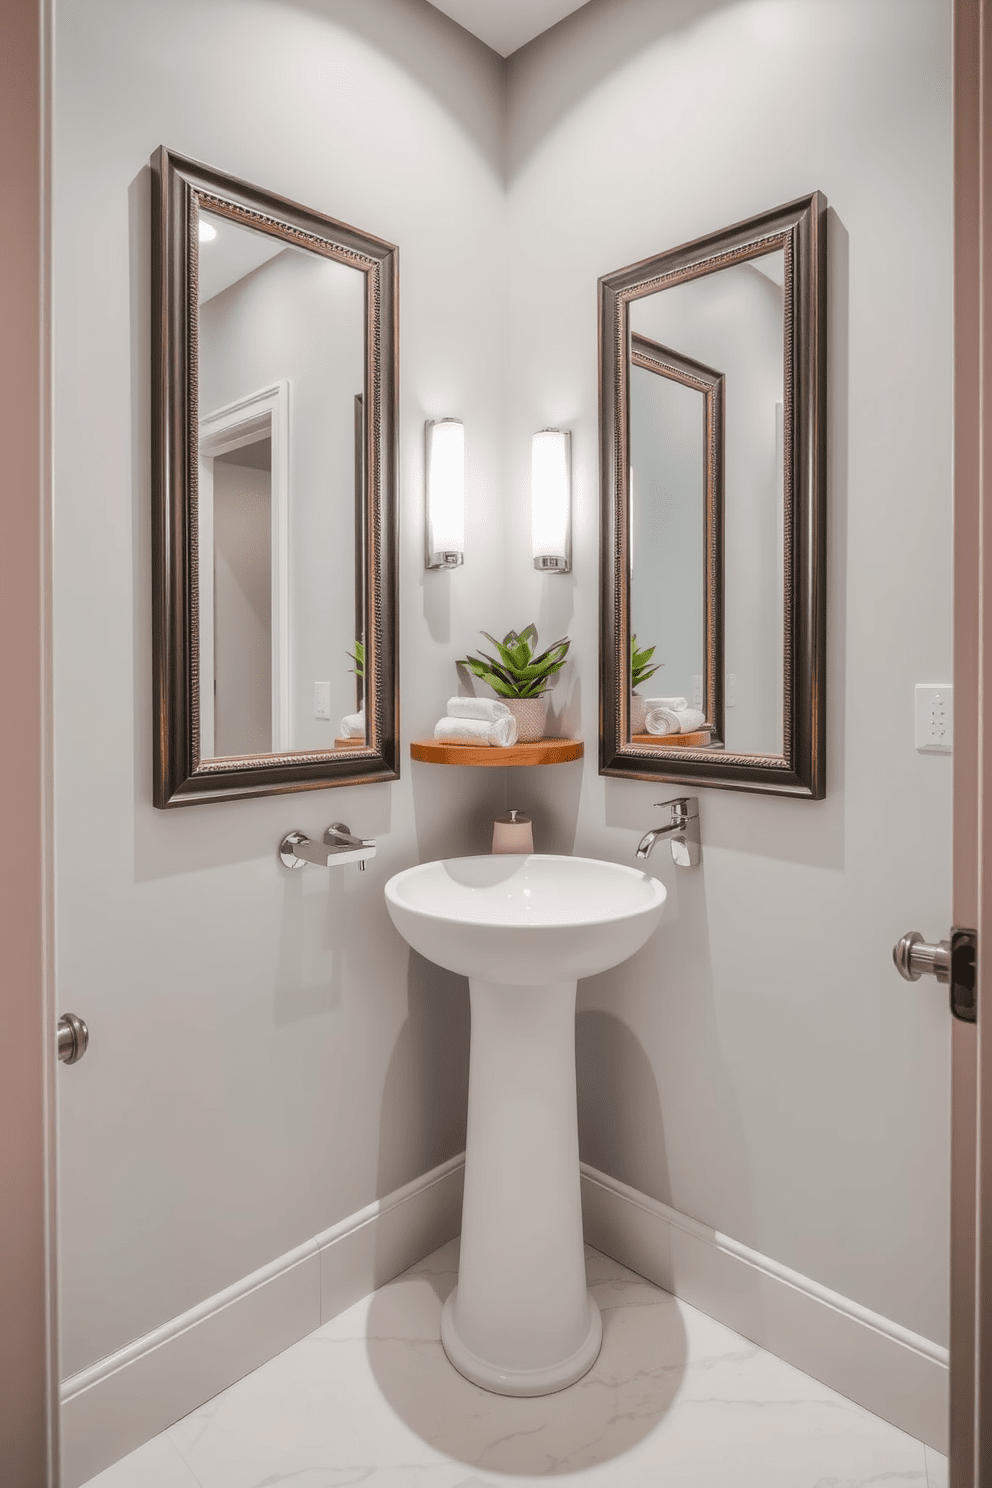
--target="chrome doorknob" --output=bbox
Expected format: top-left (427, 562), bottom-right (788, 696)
top-left (893, 931), bottom-right (950, 985)
top-left (57, 1012), bottom-right (89, 1065)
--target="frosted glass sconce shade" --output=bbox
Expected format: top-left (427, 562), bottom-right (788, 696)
top-left (426, 418), bottom-right (465, 569)
top-left (532, 429), bottom-right (571, 572)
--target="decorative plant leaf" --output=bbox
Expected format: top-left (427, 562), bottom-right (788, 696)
top-left (631, 635), bottom-right (661, 689)
top-left (457, 626), bottom-right (571, 699)
top-left (347, 640), bottom-right (366, 680)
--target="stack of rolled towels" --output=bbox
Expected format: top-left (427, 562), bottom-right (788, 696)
top-left (339, 708), bottom-right (365, 738)
top-left (643, 696), bottom-right (708, 737)
top-left (434, 696), bottom-right (517, 747)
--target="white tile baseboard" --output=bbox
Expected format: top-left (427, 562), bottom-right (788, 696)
top-left (580, 1162), bottom-right (949, 1454)
top-left (61, 1154), bottom-right (465, 1488)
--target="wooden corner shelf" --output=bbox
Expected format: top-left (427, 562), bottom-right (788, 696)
top-left (410, 738), bottom-right (584, 768)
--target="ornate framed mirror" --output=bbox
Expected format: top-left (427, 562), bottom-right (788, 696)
top-left (599, 193), bottom-right (827, 798)
top-left (151, 148), bottom-right (398, 806)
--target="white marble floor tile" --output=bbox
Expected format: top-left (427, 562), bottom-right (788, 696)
top-left (140, 1239), bottom-right (931, 1488)
top-left (80, 1432), bottom-right (202, 1488)
top-left (925, 1444), bottom-right (949, 1488)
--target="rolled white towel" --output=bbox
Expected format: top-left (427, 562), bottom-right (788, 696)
top-left (644, 696), bottom-right (688, 711)
top-left (445, 696), bottom-right (512, 723)
top-left (339, 710), bottom-right (365, 739)
top-left (645, 706), bottom-right (707, 736)
top-left (434, 715), bottom-right (517, 748)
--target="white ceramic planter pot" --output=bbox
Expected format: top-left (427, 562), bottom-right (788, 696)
top-left (504, 696), bottom-right (547, 743)
top-left (630, 692), bottom-right (647, 735)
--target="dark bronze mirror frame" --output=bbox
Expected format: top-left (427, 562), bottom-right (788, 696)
top-left (151, 147), bottom-right (399, 806)
top-left (599, 192), bottom-right (827, 798)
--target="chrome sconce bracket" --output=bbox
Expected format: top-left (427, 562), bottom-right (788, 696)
top-left (427, 550), bottom-right (463, 570)
top-left (279, 822), bottom-right (376, 871)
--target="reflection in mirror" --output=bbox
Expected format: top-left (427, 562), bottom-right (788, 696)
top-left (599, 193), bottom-right (826, 798)
top-left (628, 334), bottom-right (723, 750)
top-left (629, 252), bottom-right (783, 757)
top-left (196, 208), bottom-right (366, 759)
top-left (152, 149), bottom-right (398, 806)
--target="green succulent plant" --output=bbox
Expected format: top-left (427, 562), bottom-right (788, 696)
top-left (347, 640), bottom-right (365, 680)
top-left (631, 635), bottom-right (661, 690)
top-left (458, 625), bottom-right (570, 699)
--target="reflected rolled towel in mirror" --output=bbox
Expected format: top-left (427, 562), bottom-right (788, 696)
top-left (445, 696), bottom-right (513, 724)
top-left (644, 702), bottom-right (707, 736)
top-left (434, 714), bottom-right (517, 747)
top-left (339, 709), bottom-right (365, 739)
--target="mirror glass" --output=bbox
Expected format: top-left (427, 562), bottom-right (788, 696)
top-left (197, 208), bottom-right (366, 758)
top-left (628, 247), bottom-right (784, 756)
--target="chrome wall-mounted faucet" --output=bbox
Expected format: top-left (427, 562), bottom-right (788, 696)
top-left (636, 798), bottom-right (700, 868)
top-left (279, 822), bottom-right (376, 871)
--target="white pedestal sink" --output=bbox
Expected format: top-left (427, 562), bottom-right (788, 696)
top-left (384, 854), bottom-right (666, 1396)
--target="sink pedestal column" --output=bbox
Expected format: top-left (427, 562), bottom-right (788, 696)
top-left (441, 978), bottom-right (602, 1396)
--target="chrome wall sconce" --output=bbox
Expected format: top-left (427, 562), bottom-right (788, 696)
top-left (425, 418), bottom-right (465, 569)
top-left (532, 428), bottom-right (571, 573)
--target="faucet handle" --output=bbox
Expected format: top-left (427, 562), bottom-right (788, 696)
top-left (652, 797), bottom-right (698, 824)
top-left (325, 822), bottom-right (376, 849)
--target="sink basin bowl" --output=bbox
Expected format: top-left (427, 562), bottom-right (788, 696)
top-left (384, 854), bottom-right (667, 1398)
top-left (384, 853), bottom-right (666, 984)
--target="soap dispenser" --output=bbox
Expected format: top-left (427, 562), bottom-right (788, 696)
top-left (492, 809), bottom-right (534, 854)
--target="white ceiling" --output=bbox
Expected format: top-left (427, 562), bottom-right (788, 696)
top-left (425, 0), bottom-right (590, 57)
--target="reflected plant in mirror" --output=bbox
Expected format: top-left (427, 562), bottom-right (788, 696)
top-left (151, 149), bottom-right (398, 805)
top-left (629, 635), bottom-right (661, 736)
top-left (600, 193), bottom-right (826, 797)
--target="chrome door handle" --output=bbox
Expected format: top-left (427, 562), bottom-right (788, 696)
top-left (893, 928), bottom-right (978, 1022)
top-left (57, 1013), bottom-right (89, 1065)
top-left (893, 931), bottom-right (950, 984)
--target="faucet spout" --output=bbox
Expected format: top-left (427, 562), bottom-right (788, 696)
top-left (635, 827), bottom-right (666, 860)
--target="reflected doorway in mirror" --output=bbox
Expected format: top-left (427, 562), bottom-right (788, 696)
top-left (198, 382), bottom-right (289, 759)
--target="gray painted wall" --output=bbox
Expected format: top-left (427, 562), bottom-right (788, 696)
top-left (504, 0), bottom-right (952, 1344)
top-left (54, 0), bottom-right (953, 1382)
top-left (54, 0), bottom-right (507, 1376)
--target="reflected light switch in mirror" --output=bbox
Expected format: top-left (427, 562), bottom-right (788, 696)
top-left (314, 682), bottom-right (331, 721)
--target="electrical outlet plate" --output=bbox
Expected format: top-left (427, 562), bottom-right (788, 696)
top-left (915, 683), bottom-right (953, 754)
top-left (314, 681), bottom-right (331, 721)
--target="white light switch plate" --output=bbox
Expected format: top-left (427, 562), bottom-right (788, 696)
top-left (314, 681), bottom-right (331, 720)
top-left (726, 672), bottom-right (737, 707)
top-left (691, 675), bottom-right (703, 708)
top-left (915, 683), bottom-right (953, 753)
